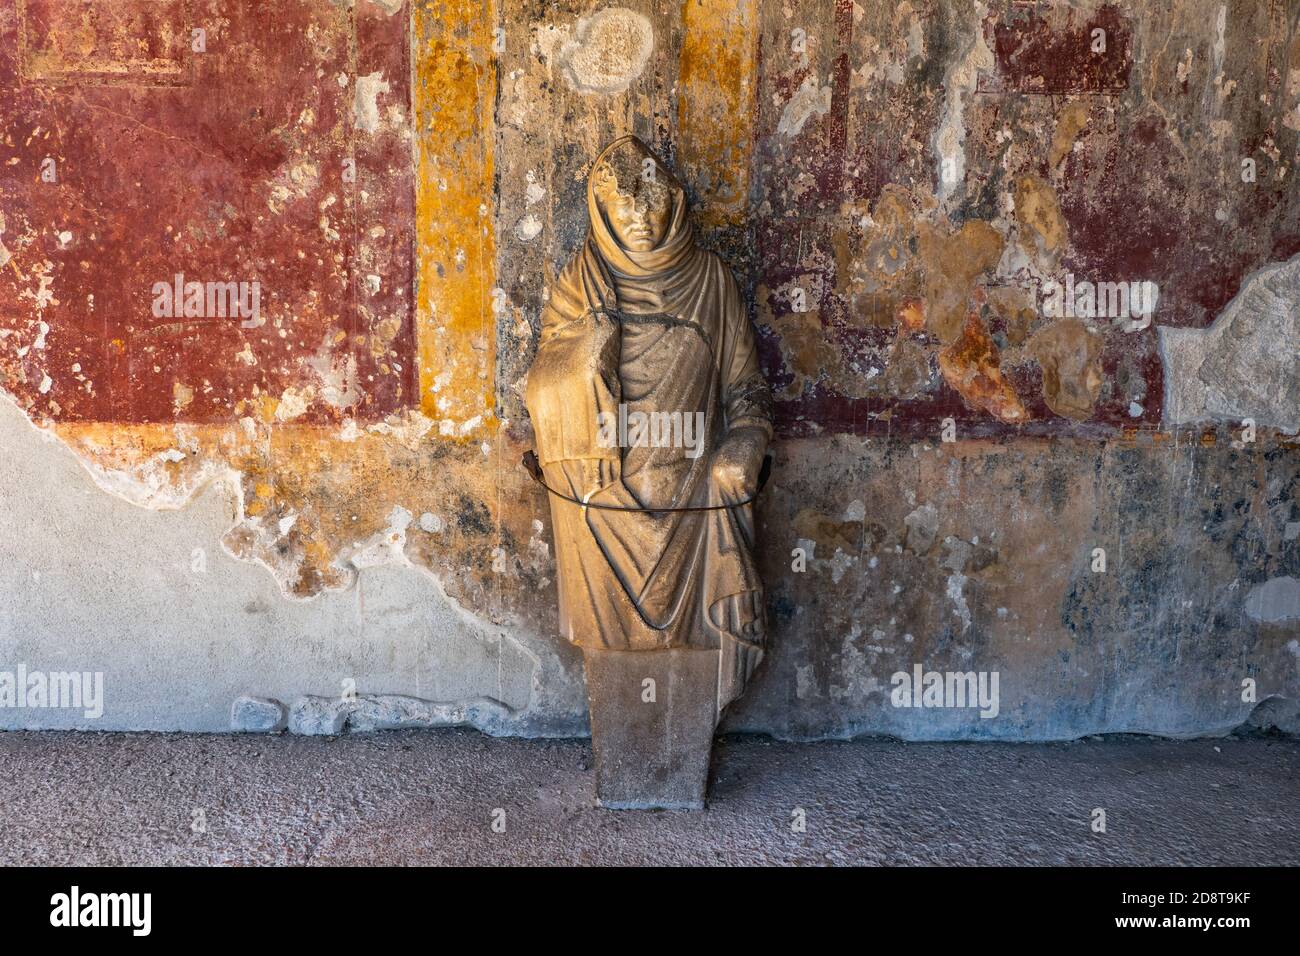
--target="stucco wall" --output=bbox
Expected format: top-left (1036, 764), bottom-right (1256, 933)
top-left (0, 0), bottom-right (1296, 737)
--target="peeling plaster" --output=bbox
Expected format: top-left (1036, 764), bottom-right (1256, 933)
top-left (1245, 577), bottom-right (1300, 625)
top-left (932, 1), bottom-right (992, 206)
top-left (354, 71), bottom-right (392, 134)
top-left (778, 75), bottom-right (833, 138)
top-left (0, 392), bottom-right (584, 735)
top-left (556, 8), bottom-right (654, 95)
top-left (289, 694), bottom-right (515, 735)
top-left (1159, 254), bottom-right (1300, 431)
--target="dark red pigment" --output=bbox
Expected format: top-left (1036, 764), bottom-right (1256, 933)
top-left (0, 0), bottom-right (415, 423)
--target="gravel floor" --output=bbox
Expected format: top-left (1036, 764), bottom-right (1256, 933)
top-left (0, 730), bottom-right (1295, 866)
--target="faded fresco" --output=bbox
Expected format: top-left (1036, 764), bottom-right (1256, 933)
top-left (0, 0), bottom-right (1296, 738)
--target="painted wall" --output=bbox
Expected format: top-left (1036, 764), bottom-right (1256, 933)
top-left (0, 0), bottom-right (1296, 738)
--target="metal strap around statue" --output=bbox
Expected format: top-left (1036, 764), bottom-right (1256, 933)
top-left (522, 450), bottom-right (771, 514)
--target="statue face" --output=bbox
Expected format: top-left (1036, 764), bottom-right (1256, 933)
top-left (593, 159), bottom-right (673, 252)
top-left (597, 182), bottom-right (671, 251)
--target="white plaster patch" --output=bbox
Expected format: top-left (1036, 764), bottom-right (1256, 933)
top-left (795, 663), bottom-right (820, 700)
top-left (828, 628), bottom-right (883, 702)
top-left (354, 71), bottom-right (391, 134)
top-left (1158, 253), bottom-right (1300, 430)
top-left (274, 386), bottom-right (314, 422)
top-left (904, 503), bottom-right (939, 554)
top-left (366, 411), bottom-right (434, 449)
top-left (527, 518), bottom-right (551, 567)
top-left (266, 161), bottom-right (321, 216)
top-left (777, 75), bottom-right (833, 138)
top-left (931, 1), bottom-right (992, 205)
top-left (307, 336), bottom-right (360, 411)
top-left (0, 391), bottom-right (576, 732)
top-left (946, 572), bottom-right (971, 633)
top-left (20, 267), bottom-right (59, 313)
top-left (525, 171), bottom-right (546, 206)
top-left (556, 8), bottom-right (654, 95)
top-left (829, 548), bottom-right (854, 584)
top-left (348, 505), bottom-right (414, 570)
top-left (429, 370), bottom-right (452, 394)
top-left (440, 414), bottom-right (483, 438)
top-left (1211, 5), bottom-right (1226, 78)
top-left (1245, 576), bottom-right (1300, 624)
top-left (514, 213), bottom-right (543, 242)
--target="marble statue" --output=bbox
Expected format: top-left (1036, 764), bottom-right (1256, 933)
top-left (525, 135), bottom-right (773, 808)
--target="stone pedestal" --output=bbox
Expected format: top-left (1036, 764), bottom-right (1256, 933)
top-left (583, 647), bottom-right (720, 810)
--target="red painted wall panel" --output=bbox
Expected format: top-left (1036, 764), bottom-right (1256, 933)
top-left (0, 0), bottom-right (415, 422)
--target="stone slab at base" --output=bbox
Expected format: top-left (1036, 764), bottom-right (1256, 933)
top-left (583, 647), bottom-right (720, 810)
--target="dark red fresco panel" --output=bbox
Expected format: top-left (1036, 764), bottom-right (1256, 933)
top-left (0, 0), bottom-right (416, 422)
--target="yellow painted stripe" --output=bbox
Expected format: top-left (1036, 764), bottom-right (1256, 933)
top-left (413, 0), bottom-right (498, 434)
top-left (678, 0), bottom-right (758, 229)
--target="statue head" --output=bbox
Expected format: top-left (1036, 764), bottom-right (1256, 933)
top-left (591, 138), bottom-right (676, 253)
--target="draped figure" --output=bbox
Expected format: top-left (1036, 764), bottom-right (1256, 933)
top-left (525, 136), bottom-right (773, 710)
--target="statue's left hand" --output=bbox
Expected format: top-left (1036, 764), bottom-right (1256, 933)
top-left (710, 426), bottom-right (768, 503)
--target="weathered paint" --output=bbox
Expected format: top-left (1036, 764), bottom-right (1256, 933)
top-left (678, 0), bottom-right (758, 228)
top-left (0, 0), bottom-right (1295, 740)
top-left (413, 0), bottom-right (498, 436)
top-left (749, 0), bottom-right (1299, 438)
top-left (0, 0), bottom-right (416, 424)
